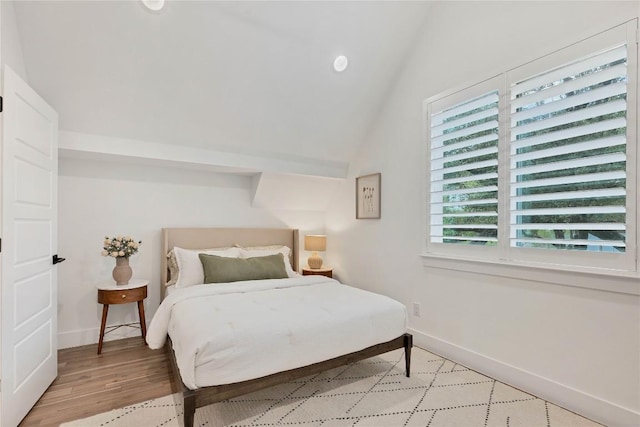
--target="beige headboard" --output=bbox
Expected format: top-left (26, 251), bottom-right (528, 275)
top-left (161, 227), bottom-right (299, 299)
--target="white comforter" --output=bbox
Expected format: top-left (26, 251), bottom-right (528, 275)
top-left (146, 276), bottom-right (407, 389)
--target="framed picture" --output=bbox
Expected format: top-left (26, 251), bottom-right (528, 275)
top-left (356, 173), bottom-right (381, 219)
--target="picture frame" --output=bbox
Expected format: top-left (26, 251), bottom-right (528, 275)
top-left (356, 173), bottom-right (381, 219)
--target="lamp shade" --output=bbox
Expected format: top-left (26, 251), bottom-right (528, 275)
top-left (304, 235), bottom-right (326, 252)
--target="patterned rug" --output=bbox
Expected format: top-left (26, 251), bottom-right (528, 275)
top-left (61, 347), bottom-right (601, 427)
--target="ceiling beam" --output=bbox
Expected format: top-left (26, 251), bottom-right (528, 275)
top-left (58, 131), bottom-right (348, 179)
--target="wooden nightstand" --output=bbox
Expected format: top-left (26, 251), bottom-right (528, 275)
top-left (302, 266), bottom-right (333, 278)
top-left (97, 279), bottom-right (148, 354)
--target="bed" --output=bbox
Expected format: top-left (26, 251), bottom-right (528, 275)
top-left (147, 227), bottom-right (412, 427)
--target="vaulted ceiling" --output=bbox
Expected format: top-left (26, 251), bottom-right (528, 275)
top-left (13, 1), bottom-right (431, 166)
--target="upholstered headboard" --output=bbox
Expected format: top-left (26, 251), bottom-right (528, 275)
top-left (161, 227), bottom-right (299, 299)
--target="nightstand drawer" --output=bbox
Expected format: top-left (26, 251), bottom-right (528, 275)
top-left (302, 267), bottom-right (333, 278)
top-left (98, 286), bottom-right (147, 304)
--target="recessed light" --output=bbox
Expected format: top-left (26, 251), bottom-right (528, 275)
top-left (333, 55), bottom-right (348, 72)
top-left (141, 0), bottom-right (165, 12)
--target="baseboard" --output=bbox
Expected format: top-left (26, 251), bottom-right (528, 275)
top-left (58, 325), bottom-right (143, 349)
top-left (408, 328), bottom-right (639, 427)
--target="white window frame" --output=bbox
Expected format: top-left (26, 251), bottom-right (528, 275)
top-left (425, 75), bottom-right (504, 262)
top-left (423, 20), bottom-right (639, 290)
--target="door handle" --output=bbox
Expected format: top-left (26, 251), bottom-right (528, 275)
top-left (52, 254), bottom-right (66, 265)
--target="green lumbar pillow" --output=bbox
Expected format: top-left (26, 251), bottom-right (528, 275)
top-left (199, 253), bottom-right (288, 284)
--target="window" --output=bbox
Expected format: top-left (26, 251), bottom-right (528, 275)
top-left (425, 22), bottom-right (638, 273)
top-left (510, 45), bottom-right (628, 254)
top-left (429, 89), bottom-right (499, 246)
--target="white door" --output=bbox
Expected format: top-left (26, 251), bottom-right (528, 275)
top-left (1, 65), bottom-right (59, 427)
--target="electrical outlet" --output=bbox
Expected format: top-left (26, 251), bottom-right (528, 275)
top-left (413, 302), bottom-right (421, 317)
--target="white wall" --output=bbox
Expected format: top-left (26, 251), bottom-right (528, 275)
top-left (58, 157), bottom-right (325, 349)
top-left (325, 2), bottom-right (640, 426)
top-left (1, 1), bottom-right (28, 81)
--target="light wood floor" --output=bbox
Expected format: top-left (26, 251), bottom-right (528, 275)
top-left (20, 337), bottom-right (175, 427)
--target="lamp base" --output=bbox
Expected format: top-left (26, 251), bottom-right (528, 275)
top-left (307, 252), bottom-right (323, 269)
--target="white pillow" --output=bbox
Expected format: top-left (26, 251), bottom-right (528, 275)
top-left (172, 246), bottom-right (241, 288)
top-left (239, 246), bottom-right (296, 278)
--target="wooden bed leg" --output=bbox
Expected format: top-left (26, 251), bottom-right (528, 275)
top-left (183, 391), bottom-right (196, 427)
top-left (404, 333), bottom-right (413, 377)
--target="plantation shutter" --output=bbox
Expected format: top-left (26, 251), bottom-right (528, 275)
top-left (430, 90), bottom-right (500, 245)
top-left (509, 44), bottom-right (628, 252)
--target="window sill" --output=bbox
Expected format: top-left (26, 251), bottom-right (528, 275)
top-left (420, 253), bottom-right (639, 296)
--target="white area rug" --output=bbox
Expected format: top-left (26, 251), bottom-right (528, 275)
top-left (62, 347), bottom-right (601, 427)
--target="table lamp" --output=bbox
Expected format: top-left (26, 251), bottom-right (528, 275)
top-left (304, 235), bottom-right (326, 269)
